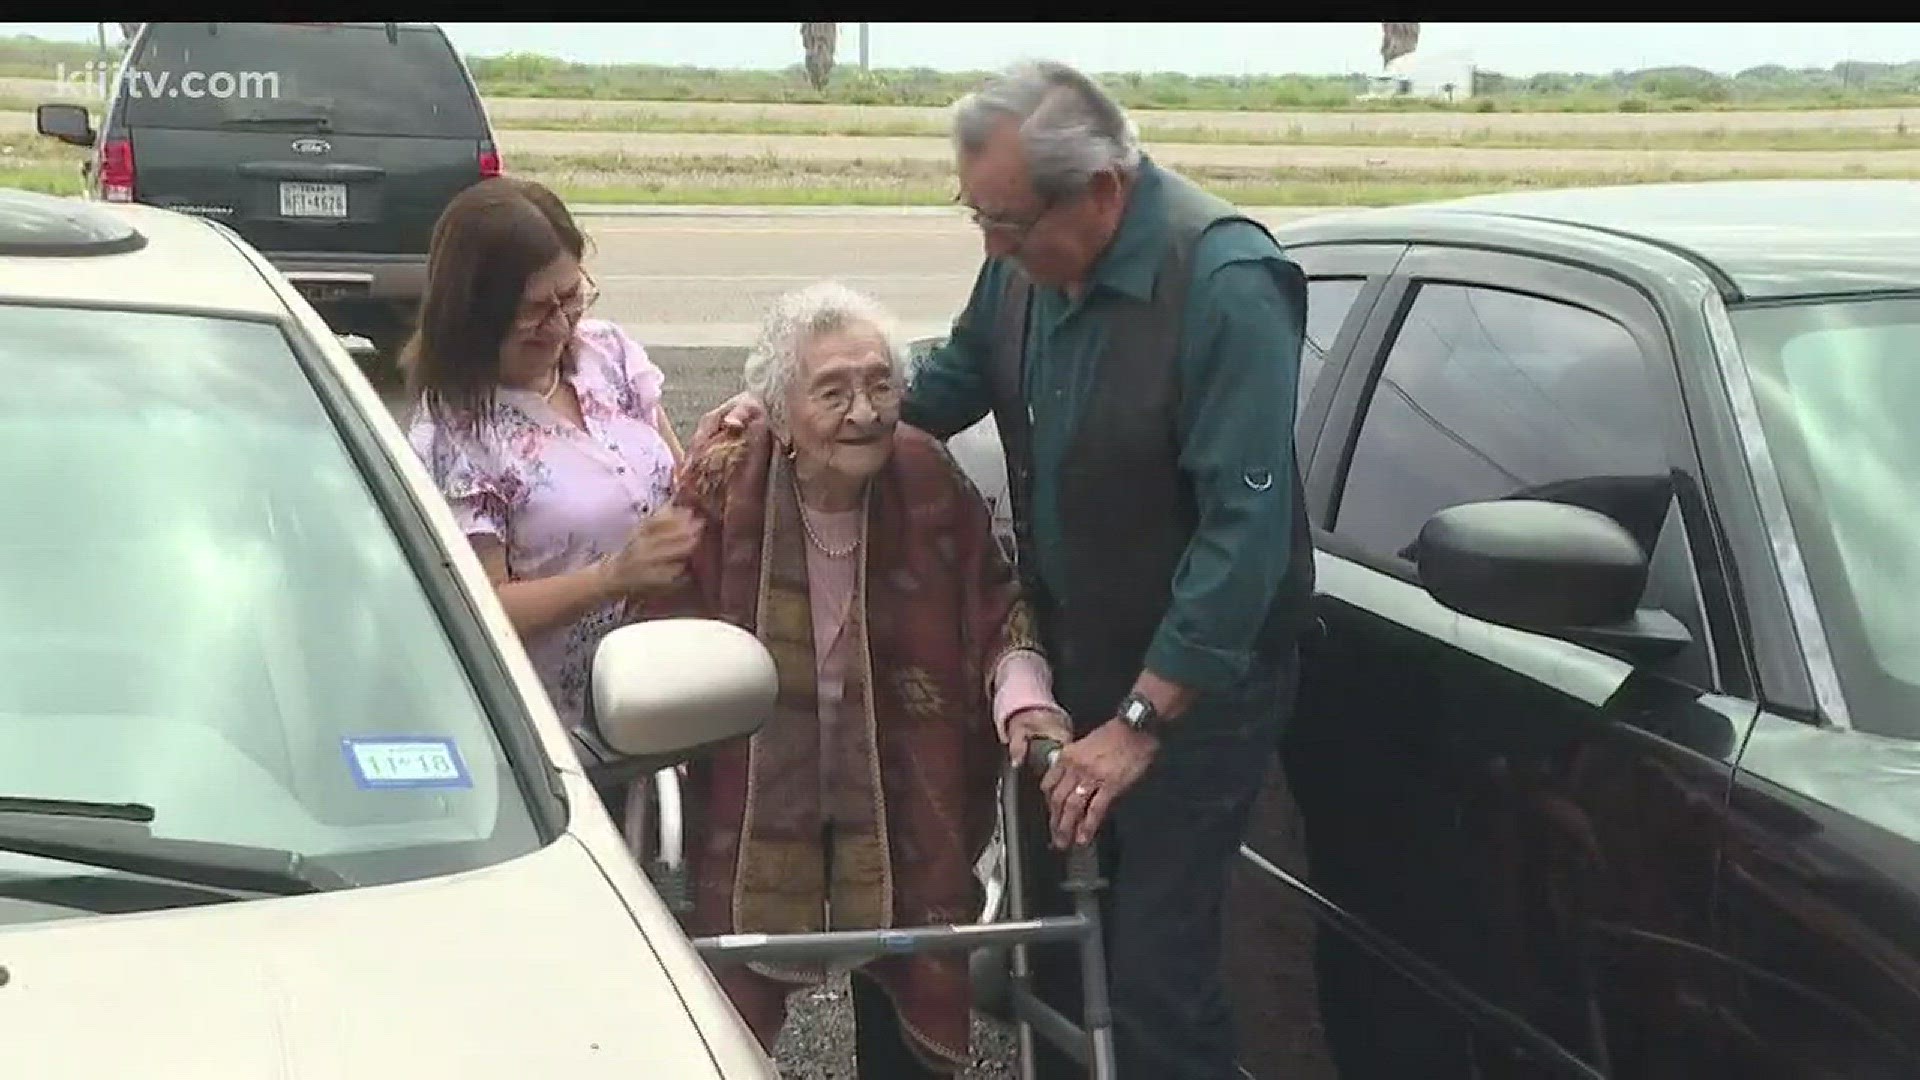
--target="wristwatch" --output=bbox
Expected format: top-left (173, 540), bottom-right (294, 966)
top-left (1117, 690), bottom-right (1162, 736)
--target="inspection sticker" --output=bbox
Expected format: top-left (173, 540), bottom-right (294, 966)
top-left (342, 736), bottom-right (471, 790)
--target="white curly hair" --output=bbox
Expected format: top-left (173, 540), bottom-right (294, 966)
top-left (742, 280), bottom-right (905, 426)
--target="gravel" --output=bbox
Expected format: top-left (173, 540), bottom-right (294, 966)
top-left (771, 975), bottom-right (1017, 1079)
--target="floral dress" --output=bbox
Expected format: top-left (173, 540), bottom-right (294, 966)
top-left (406, 318), bottom-right (679, 731)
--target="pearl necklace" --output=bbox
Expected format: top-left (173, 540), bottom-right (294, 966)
top-left (799, 503), bottom-right (860, 559)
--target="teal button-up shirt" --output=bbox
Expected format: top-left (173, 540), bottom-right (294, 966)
top-left (904, 160), bottom-right (1307, 693)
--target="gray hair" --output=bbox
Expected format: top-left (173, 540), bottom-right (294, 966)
top-left (951, 59), bottom-right (1142, 204)
top-left (743, 281), bottom-right (905, 425)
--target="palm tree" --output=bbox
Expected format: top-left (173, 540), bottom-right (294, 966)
top-left (800, 23), bottom-right (837, 91)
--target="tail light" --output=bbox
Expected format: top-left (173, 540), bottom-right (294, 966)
top-left (478, 141), bottom-right (501, 179)
top-left (99, 137), bottom-right (135, 202)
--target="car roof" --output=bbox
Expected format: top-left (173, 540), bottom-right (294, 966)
top-left (1276, 179), bottom-right (1920, 302)
top-left (0, 189), bottom-right (288, 319)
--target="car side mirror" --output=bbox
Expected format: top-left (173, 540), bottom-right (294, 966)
top-left (588, 619), bottom-right (775, 772)
top-left (1414, 499), bottom-right (1690, 662)
top-left (36, 104), bottom-right (95, 148)
top-left (336, 333), bottom-right (380, 364)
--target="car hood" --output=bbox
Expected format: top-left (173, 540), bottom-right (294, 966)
top-left (0, 834), bottom-right (731, 1079)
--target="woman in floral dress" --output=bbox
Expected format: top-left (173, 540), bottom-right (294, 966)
top-left (403, 177), bottom-right (698, 755)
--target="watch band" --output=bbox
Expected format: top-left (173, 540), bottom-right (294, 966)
top-left (1119, 691), bottom-right (1160, 735)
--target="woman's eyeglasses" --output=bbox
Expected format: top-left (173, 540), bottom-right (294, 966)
top-left (810, 378), bottom-right (903, 417)
top-left (513, 273), bottom-right (600, 331)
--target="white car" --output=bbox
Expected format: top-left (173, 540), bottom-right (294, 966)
top-left (0, 188), bottom-right (779, 1078)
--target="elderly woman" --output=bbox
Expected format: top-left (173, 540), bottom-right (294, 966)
top-left (650, 282), bottom-right (1072, 1076)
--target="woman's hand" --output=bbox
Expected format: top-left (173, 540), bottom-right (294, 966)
top-left (1003, 705), bottom-right (1073, 769)
top-left (598, 504), bottom-right (701, 598)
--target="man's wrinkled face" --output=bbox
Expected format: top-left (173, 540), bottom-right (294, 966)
top-left (956, 119), bottom-right (1113, 288)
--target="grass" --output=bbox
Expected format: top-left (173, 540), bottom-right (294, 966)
top-left (12, 91), bottom-right (1920, 152)
top-left (8, 145), bottom-right (1920, 210)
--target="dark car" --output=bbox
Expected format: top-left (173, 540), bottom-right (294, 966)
top-left (929, 179), bottom-right (1920, 1079)
top-left (34, 21), bottom-right (500, 367)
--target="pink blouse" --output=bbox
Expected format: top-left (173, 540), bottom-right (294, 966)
top-left (406, 318), bottom-right (679, 728)
top-left (802, 506), bottom-right (1059, 822)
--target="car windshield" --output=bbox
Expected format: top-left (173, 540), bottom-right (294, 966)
top-left (122, 23), bottom-right (486, 138)
top-left (1730, 296), bottom-right (1920, 740)
top-left (0, 303), bottom-right (541, 918)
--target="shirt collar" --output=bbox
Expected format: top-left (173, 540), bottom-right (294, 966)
top-left (1084, 157), bottom-right (1166, 302)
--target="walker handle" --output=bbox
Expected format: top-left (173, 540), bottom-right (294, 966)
top-left (1024, 736), bottom-right (1063, 774)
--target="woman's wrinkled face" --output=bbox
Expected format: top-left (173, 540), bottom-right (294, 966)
top-left (783, 322), bottom-right (901, 488)
top-left (498, 253), bottom-right (595, 385)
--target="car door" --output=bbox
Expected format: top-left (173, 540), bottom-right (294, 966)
top-left (1224, 240), bottom-right (1408, 1080)
top-left (1280, 245), bottom-right (1758, 1079)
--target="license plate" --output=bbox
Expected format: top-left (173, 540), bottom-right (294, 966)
top-left (279, 181), bottom-right (347, 218)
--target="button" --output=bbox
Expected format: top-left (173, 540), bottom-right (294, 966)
top-left (616, 466), bottom-right (628, 475)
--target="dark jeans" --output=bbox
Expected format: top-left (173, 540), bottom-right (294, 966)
top-left (1019, 653), bottom-right (1296, 1080)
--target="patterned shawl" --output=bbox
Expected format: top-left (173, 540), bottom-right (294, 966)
top-left (647, 420), bottom-right (1041, 1070)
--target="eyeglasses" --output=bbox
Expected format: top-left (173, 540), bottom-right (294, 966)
top-left (512, 272), bottom-right (600, 331)
top-left (954, 191), bottom-right (1055, 242)
top-left (809, 377), bottom-right (903, 417)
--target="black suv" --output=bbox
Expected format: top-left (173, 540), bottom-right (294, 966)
top-left (35, 22), bottom-right (500, 367)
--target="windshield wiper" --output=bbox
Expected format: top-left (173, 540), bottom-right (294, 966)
top-left (0, 798), bottom-right (347, 896)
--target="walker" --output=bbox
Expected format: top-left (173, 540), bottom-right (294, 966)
top-left (635, 738), bottom-right (1119, 1079)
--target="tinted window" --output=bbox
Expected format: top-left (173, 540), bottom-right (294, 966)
top-left (1732, 297), bottom-right (1920, 739)
top-left (124, 23), bottom-right (485, 138)
top-left (1299, 277), bottom-right (1366, 418)
top-left (1335, 282), bottom-right (1669, 559)
top-left (0, 303), bottom-right (539, 918)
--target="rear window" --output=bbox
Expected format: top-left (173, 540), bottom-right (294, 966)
top-left (121, 22), bottom-right (486, 139)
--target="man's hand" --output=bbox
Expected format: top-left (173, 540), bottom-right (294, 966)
top-left (1040, 719), bottom-right (1159, 849)
top-left (1004, 705), bottom-right (1073, 768)
top-left (689, 391), bottom-right (766, 455)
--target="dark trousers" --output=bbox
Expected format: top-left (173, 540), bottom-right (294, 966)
top-left (1018, 654), bottom-right (1295, 1080)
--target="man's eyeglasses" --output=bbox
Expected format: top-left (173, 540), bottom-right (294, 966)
top-left (512, 272), bottom-right (600, 331)
top-left (954, 192), bottom-right (1054, 241)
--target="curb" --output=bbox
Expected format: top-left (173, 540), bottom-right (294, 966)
top-left (570, 204), bottom-right (1353, 220)
top-left (571, 204), bottom-right (970, 219)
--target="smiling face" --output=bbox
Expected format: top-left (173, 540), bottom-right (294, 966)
top-left (497, 253), bottom-right (596, 388)
top-left (782, 321), bottom-right (901, 491)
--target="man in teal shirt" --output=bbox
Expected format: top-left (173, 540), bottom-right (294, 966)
top-left (695, 59), bottom-right (1310, 1080)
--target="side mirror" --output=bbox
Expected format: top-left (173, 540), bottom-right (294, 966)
top-left (36, 104), bottom-right (95, 148)
top-left (336, 333), bottom-right (380, 364)
top-left (588, 619), bottom-right (776, 772)
top-left (1414, 499), bottom-right (1690, 662)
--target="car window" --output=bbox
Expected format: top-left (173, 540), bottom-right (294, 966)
top-left (123, 23), bottom-right (485, 138)
top-left (1334, 281), bottom-right (1670, 560)
top-left (0, 303), bottom-right (540, 913)
top-left (1299, 277), bottom-right (1366, 419)
top-left (1731, 297), bottom-right (1920, 739)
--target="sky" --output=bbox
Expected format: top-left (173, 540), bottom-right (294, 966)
top-left (8, 22), bottom-right (1920, 78)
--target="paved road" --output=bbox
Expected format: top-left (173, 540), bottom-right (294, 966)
top-left (577, 205), bottom-right (1344, 348)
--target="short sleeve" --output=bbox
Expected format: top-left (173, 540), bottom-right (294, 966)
top-left (577, 318), bottom-right (664, 425)
top-left (405, 405), bottom-right (515, 541)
